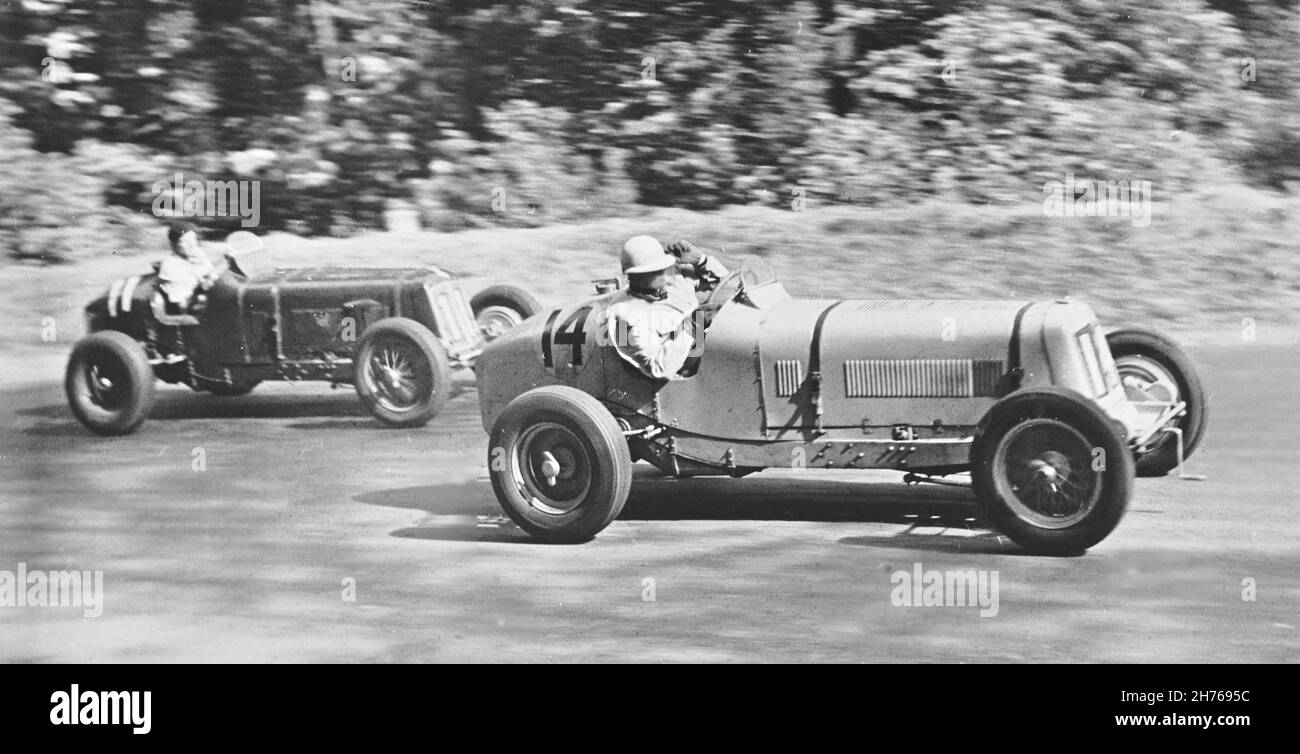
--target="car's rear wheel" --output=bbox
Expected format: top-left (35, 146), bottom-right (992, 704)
top-left (1106, 328), bottom-right (1207, 477)
top-left (354, 317), bottom-right (451, 427)
top-left (65, 331), bottom-right (156, 436)
top-left (471, 285), bottom-right (542, 340)
top-left (972, 387), bottom-right (1133, 555)
top-left (489, 386), bottom-right (632, 543)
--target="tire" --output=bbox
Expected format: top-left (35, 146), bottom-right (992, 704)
top-left (488, 386), bottom-right (632, 543)
top-left (972, 386), bottom-right (1133, 555)
top-left (192, 378), bottom-right (260, 396)
top-left (65, 331), bottom-right (156, 436)
top-left (470, 285), bottom-right (542, 340)
top-left (1106, 327), bottom-right (1207, 477)
top-left (354, 317), bottom-right (451, 427)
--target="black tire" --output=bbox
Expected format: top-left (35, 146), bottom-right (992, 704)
top-left (489, 386), bottom-right (632, 543)
top-left (470, 285), bottom-right (542, 340)
top-left (972, 386), bottom-right (1133, 555)
top-left (1106, 327), bottom-right (1207, 477)
top-left (192, 378), bottom-right (260, 396)
top-left (354, 317), bottom-right (451, 427)
top-left (65, 331), bottom-right (156, 436)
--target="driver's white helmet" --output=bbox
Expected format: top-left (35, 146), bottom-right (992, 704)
top-left (620, 235), bottom-right (675, 275)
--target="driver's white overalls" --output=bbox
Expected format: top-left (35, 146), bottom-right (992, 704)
top-left (602, 256), bottom-right (728, 380)
top-left (158, 247), bottom-right (215, 310)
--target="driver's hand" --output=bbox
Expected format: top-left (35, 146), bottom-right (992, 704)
top-left (665, 240), bottom-right (704, 267)
top-left (664, 276), bottom-right (700, 313)
top-left (201, 266), bottom-right (224, 289)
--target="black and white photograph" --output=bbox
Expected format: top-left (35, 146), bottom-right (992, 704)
top-left (0, 0), bottom-right (1296, 690)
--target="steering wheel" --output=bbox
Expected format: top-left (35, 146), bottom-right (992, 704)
top-left (220, 231), bottom-right (262, 280)
top-left (702, 268), bottom-right (745, 309)
top-left (220, 253), bottom-right (245, 279)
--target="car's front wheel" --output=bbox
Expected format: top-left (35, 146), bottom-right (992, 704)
top-left (972, 387), bottom-right (1133, 555)
top-left (488, 386), bottom-right (632, 543)
top-left (471, 285), bottom-right (542, 340)
top-left (65, 331), bottom-right (156, 436)
top-left (354, 317), bottom-right (451, 427)
top-left (1106, 327), bottom-right (1207, 477)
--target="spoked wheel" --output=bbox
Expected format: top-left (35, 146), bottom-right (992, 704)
top-left (973, 387), bottom-right (1133, 554)
top-left (1107, 328), bottom-right (1207, 477)
top-left (354, 317), bottom-right (451, 427)
top-left (65, 331), bottom-right (156, 435)
top-left (489, 386), bottom-right (632, 543)
top-left (471, 285), bottom-right (542, 341)
top-left (367, 341), bottom-right (426, 409)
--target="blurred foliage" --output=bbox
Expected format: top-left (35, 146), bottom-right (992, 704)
top-left (0, 0), bottom-right (1298, 259)
top-left (0, 98), bottom-right (154, 262)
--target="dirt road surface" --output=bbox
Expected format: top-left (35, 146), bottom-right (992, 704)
top-left (1, 344), bottom-right (1296, 662)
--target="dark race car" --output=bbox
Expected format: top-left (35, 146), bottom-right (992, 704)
top-left (67, 232), bottom-right (541, 434)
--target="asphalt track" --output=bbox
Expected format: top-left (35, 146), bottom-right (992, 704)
top-left (1, 344), bottom-right (1296, 662)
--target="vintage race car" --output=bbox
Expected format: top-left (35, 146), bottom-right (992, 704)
top-left (66, 232), bottom-right (541, 435)
top-left (474, 260), bottom-right (1207, 554)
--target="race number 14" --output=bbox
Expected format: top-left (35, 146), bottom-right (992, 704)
top-left (541, 305), bottom-right (593, 368)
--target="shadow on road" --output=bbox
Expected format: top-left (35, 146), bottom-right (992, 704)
top-left (18, 392), bottom-right (469, 434)
top-left (353, 481), bottom-right (539, 544)
top-left (19, 421), bottom-right (98, 438)
top-left (837, 532), bottom-right (1037, 556)
top-left (18, 392), bottom-right (367, 424)
top-left (622, 473), bottom-right (979, 524)
top-left (352, 468), bottom-right (1028, 553)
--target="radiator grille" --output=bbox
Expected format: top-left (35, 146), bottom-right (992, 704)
top-left (426, 282), bottom-right (480, 347)
top-left (843, 359), bottom-right (1003, 398)
top-left (774, 360), bottom-right (804, 397)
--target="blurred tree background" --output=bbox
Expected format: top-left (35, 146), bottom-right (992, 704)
top-left (1, 0), bottom-right (1297, 259)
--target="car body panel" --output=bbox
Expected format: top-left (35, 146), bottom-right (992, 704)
top-left (753, 298), bottom-right (835, 434)
top-left (814, 299), bottom-right (1026, 431)
top-left (654, 299), bottom-right (768, 439)
top-left (475, 296), bottom-right (612, 426)
top-left (87, 261), bottom-right (485, 389)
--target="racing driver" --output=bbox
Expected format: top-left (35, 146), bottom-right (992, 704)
top-left (603, 235), bottom-right (728, 380)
